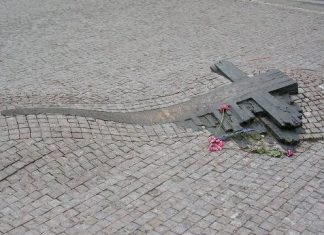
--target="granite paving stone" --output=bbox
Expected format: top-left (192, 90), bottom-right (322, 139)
top-left (1, 0), bottom-right (324, 234)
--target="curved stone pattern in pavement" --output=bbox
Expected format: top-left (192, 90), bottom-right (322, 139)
top-left (0, 115), bottom-right (324, 235)
top-left (0, 115), bottom-right (200, 142)
top-left (2, 69), bottom-right (324, 140)
top-left (290, 71), bottom-right (324, 140)
top-left (1, 0), bottom-right (324, 234)
top-left (0, 116), bottom-right (323, 231)
top-left (1, 0), bottom-right (324, 110)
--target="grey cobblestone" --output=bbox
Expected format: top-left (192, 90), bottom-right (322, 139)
top-left (0, 115), bottom-right (202, 143)
top-left (0, 125), bottom-right (323, 234)
top-left (289, 71), bottom-right (324, 140)
top-left (1, 0), bottom-right (324, 112)
top-left (1, 0), bottom-right (324, 234)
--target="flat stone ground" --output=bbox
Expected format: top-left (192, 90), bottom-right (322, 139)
top-left (0, 0), bottom-right (324, 234)
top-left (256, 0), bottom-right (324, 13)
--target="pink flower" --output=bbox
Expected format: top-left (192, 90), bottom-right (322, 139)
top-left (218, 104), bottom-right (230, 113)
top-left (208, 136), bottom-right (225, 152)
top-left (286, 149), bottom-right (294, 157)
top-left (208, 135), bottom-right (218, 144)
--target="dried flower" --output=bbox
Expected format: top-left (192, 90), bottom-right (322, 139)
top-left (218, 104), bottom-right (230, 113)
top-left (286, 149), bottom-right (294, 157)
top-left (208, 136), bottom-right (225, 152)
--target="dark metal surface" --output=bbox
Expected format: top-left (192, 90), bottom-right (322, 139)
top-left (178, 60), bottom-right (303, 144)
top-left (2, 61), bottom-right (303, 144)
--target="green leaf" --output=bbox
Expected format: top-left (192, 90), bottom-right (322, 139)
top-left (268, 149), bottom-right (282, 158)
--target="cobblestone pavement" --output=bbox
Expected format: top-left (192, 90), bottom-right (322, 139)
top-left (1, 0), bottom-right (324, 111)
top-left (290, 71), bottom-right (324, 140)
top-left (0, 115), bottom-right (324, 235)
top-left (1, 0), bottom-right (324, 234)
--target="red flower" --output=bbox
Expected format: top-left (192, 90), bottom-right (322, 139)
top-left (208, 136), bottom-right (225, 152)
top-left (286, 149), bottom-right (294, 157)
top-left (208, 135), bottom-right (218, 144)
top-left (218, 104), bottom-right (230, 113)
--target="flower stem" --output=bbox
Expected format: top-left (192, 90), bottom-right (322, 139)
top-left (215, 111), bottom-right (225, 136)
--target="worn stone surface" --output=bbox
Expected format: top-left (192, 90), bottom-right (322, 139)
top-left (0, 0), bottom-right (324, 234)
top-left (0, 115), bottom-right (324, 235)
top-left (290, 71), bottom-right (324, 140)
top-left (1, 0), bottom-right (324, 112)
top-left (252, 0), bottom-right (324, 13)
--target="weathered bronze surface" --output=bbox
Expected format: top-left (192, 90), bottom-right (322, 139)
top-left (2, 61), bottom-right (302, 144)
top-left (178, 60), bottom-right (302, 144)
